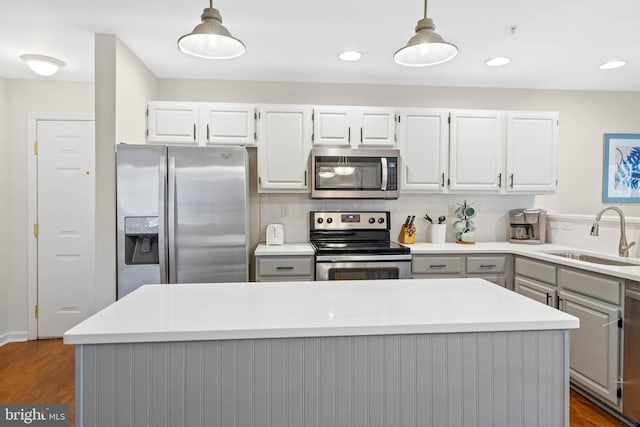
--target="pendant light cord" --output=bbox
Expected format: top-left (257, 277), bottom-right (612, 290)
top-left (423, 0), bottom-right (428, 19)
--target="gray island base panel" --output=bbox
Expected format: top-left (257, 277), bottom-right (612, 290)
top-left (76, 330), bottom-right (569, 427)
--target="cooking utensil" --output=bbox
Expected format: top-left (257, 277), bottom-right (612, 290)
top-left (438, 215), bottom-right (446, 224)
top-left (404, 215), bottom-right (411, 227)
top-left (409, 215), bottom-right (415, 226)
top-left (424, 213), bottom-right (433, 223)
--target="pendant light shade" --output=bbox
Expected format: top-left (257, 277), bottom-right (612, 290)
top-left (394, 0), bottom-right (457, 67)
top-left (178, 0), bottom-right (245, 59)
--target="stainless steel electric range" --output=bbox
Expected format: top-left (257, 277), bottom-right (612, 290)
top-left (310, 211), bottom-right (412, 281)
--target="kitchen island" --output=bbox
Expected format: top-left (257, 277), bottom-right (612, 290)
top-left (65, 279), bottom-right (578, 427)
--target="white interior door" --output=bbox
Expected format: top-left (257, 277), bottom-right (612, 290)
top-left (37, 119), bottom-right (95, 337)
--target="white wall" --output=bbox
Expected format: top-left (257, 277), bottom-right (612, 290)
top-left (0, 78), bottom-right (9, 339)
top-left (94, 34), bottom-right (158, 311)
top-left (115, 37), bottom-right (157, 144)
top-left (5, 79), bottom-right (94, 334)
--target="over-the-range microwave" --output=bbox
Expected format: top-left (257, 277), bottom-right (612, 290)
top-left (310, 148), bottom-right (399, 199)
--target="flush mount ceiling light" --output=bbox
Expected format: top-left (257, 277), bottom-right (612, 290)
top-left (20, 54), bottom-right (65, 76)
top-left (599, 60), bottom-right (626, 70)
top-left (338, 51), bottom-right (362, 61)
top-left (394, 0), bottom-right (457, 67)
top-left (178, 0), bottom-right (245, 59)
top-left (485, 56), bottom-right (511, 67)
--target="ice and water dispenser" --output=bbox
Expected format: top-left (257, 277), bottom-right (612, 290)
top-left (124, 217), bottom-right (160, 265)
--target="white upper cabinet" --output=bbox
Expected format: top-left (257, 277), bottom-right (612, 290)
top-left (397, 109), bottom-right (449, 192)
top-left (312, 106), bottom-right (396, 148)
top-left (200, 104), bottom-right (257, 146)
top-left (147, 101), bottom-right (199, 144)
top-left (506, 112), bottom-right (558, 192)
top-left (312, 107), bottom-right (352, 146)
top-left (356, 108), bottom-right (396, 147)
top-left (257, 105), bottom-right (312, 192)
top-left (147, 101), bottom-right (257, 146)
top-left (449, 110), bottom-right (505, 192)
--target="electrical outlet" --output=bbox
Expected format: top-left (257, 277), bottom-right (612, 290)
top-left (550, 221), bottom-right (561, 229)
top-left (561, 222), bottom-right (573, 231)
top-left (448, 205), bottom-right (456, 218)
top-left (281, 203), bottom-right (288, 217)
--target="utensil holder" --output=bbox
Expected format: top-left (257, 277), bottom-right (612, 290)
top-left (398, 225), bottom-right (416, 244)
top-left (429, 223), bottom-right (446, 244)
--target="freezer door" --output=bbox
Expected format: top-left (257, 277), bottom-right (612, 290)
top-left (116, 144), bottom-right (167, 298)
top-left (168, 146), bottom-right (248, 283)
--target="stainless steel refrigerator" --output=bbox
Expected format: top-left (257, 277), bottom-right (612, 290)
top-left (116, 144), bottom-right (248, 299)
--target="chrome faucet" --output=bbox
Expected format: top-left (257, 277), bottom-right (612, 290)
top-left (590, 206), bottom-right (636, 257)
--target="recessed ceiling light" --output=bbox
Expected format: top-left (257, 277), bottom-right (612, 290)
top-left (485, 56), bottom-right (511, 67)
top-left (599, 61), bottom-right (626, 70)
top-left (338, 51), bottom-right (362, 61)
top-left (20, 54), bottom-right (65, 76)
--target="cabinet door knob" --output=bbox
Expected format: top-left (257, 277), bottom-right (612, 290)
top-left (498, 173), bottom-right (502, 188)
top-left (193, 124), bottom-right (196, 141)
top-left (509, 173), bottom-right (514, 188)
top-left (441, 173), bottom-right (445, 188)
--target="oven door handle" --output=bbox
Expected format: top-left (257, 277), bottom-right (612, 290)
top-left (380, 157), bottom-right (388, 191)
top-left (315, 254), bottom-right (412, 262)
top-left (312, 230), bottom-right (357, 237)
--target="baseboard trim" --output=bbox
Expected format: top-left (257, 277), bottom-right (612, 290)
top-left (0, 331), bottom-right (29, 347)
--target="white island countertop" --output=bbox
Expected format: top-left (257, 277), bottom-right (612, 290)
top-left (64, 279), bottom-right (578, 345)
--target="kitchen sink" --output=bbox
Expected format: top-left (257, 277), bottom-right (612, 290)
top-left (542, 251), bottom-right (640, 267)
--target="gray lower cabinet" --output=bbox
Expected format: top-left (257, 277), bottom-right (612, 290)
top-left (412, 255), bottom-right (463, 277)
top-left (256, 255), bottom-right (314, 281)
top-left (412, 254), bottom-right (511, 288)
top-left (515, 276), bottom-right (556, 306)
top-left (559, 289), bottom-right (620, 406)
top-left (514, 256), bottom-right (623, 409)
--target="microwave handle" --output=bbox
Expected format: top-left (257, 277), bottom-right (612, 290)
top-left (380, 157), bottom-right (388, 191)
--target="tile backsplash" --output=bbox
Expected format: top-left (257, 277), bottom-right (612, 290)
top-left (260, 193), bottom-right (536, 244)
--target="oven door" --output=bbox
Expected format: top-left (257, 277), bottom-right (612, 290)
top-left (315, 256), bottom-right (411, 281)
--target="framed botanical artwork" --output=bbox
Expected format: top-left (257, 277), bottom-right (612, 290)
top-left (603, 133), bottom-right (640, 202)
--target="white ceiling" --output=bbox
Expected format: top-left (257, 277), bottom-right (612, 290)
top-left (2, 0), bottom-right (640, 91)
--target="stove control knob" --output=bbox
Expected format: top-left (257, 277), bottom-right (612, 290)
top-left (317, 218), bottom-right (324, 224)
top-left (378, 217), bottom-right (385, 224)
top-left (326, 217), bottom-right (333, 224)
top-left (369, 217), bottom-right (376, 224)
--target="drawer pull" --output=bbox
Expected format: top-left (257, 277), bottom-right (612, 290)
top-left (479, 264), bottom-right (497, 268)
top-left (546, 292), bottom-right (551, 306)
top-left (429, 264), bottom-right (447, 268)
top-left (276, 266), bottom-right (294, 270)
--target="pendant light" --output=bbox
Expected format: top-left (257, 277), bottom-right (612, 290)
top-left (394, 0), bottom-right (457, 67)
top-left (178, 0), bottom-right (245, 60)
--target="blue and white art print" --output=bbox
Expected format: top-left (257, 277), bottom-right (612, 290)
top-left (603, 133), bottom-right (640, 202)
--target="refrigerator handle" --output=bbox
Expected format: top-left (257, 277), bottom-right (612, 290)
top-left (168, 156), bottom-right (177, 284)
top-left (158, 152), bottom-right (168, 284)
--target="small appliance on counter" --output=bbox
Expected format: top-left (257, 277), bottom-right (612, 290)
top-left (509, 208), bottom-right (547, 244)
top-left (266, 224), bottom-right (284, 245)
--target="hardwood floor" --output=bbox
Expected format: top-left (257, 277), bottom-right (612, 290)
top-left (0, 339), bottom-right (75, 426)
top-left (0, 339), bottom-right (631, 427)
